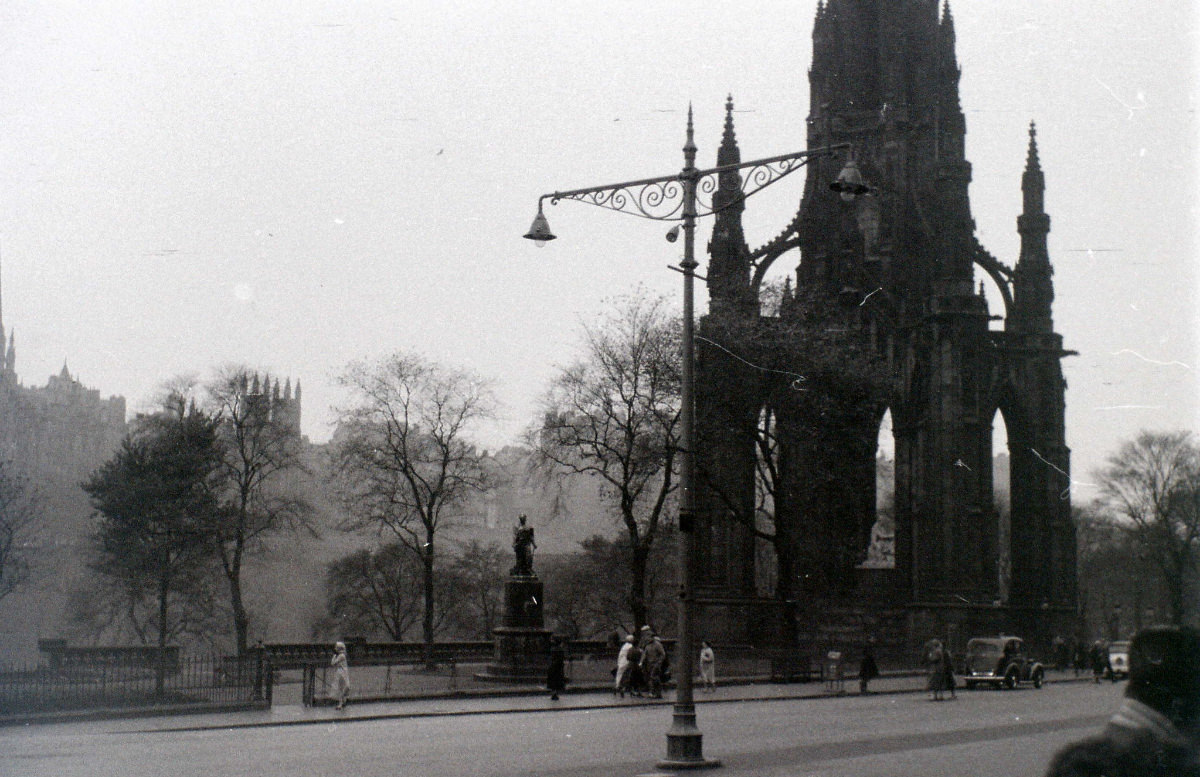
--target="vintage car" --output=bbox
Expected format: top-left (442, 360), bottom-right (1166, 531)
top-left (1108, 640), bottom-right (1131, 679)
top-left (962, 636), bottom-right (1045, 690)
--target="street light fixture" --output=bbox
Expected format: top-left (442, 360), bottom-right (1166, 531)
top-left (524, 106), bottom-right (854, 770)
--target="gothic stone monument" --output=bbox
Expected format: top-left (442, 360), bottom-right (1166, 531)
top-left (478, 515), bottom-right (551, 682)
top-left (693, 1), bottom-right (1076, 662)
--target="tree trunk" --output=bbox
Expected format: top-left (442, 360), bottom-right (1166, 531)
top-left (156, 554), bottom-right (170, 698)
top-left (629, 543), bottom-right (649, 631)
top-left (230, 573), bottom-right (249, 657)
top-left (422, 531), bottom-right (436, 669)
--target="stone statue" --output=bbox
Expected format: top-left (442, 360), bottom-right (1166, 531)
top-left (511, 514), bottom-right (536, 577)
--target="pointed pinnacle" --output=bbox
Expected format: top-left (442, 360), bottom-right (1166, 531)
top-left (1026, 121), bottom-right (1041, 169)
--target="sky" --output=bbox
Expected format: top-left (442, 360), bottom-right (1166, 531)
top-left (0, 0), bottom-right (1196, 501)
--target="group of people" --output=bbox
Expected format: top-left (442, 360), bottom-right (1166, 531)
top-left (924, 638), bottom-right (957, 701)
top-left (613, 626), bottom-right (669, 698)
top-left (610, 627), bottom-right (718, 698)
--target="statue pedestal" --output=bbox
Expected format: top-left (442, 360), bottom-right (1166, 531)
top-left (475, 576), bottom-right (551, 683)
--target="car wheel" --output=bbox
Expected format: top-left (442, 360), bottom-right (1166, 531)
top-left (1003, 670), bottom-right (1017, 690)
top-left (1032, 669), bottom-right (1044, 689)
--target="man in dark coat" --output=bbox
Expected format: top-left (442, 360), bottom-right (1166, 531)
top-left (1043, 625), bottom-right (1200, 777)
top-left (546, 635), bottom-right (567, 701)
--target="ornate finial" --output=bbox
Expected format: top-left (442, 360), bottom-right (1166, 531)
top-left (684, 102), bottom-right (697, 164)
top-left (1026, 121), bottom-right (1041, 168)
top-left (718, 94), bottom-right (740, 166)
top-left (942, 0), bottom-right (953, 22)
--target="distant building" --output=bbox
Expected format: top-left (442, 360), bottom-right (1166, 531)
top-left (0, 292), bottom-right (126, 478)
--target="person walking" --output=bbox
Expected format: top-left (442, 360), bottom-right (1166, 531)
top-left (1090, 640), bottom-right (1109, 683)
top-left (858, 642), bottom-right (879, 695)
top-left (941, 642), bottom-right (957, 700)
top-left (547, 635), bottom-right (567, 701)
top-left (330, 641), bottom-right (350, 710)
top-left (642, 634), bottom-right (667, 699)
top-left (926, 639), bottom-right (947, 701)
top-left (1043, 625), bottom-right (1200, 776)
top-left (699, 641), bottom-right (716, 692)
top-left (614, 635), bottom-right (635, 697)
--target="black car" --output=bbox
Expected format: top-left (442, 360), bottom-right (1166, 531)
top-left (963, 636), bottom-right (1045, 690)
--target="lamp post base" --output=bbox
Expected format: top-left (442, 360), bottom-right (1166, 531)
top-left (657, 707), bottom-right (721, 770)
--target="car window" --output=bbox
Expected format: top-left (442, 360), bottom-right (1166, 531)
top-left (968, 642), bottom-right (1001, 656)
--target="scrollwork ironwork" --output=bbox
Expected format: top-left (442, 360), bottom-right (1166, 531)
top-left (540, 143), bottom-right (848, 225)
top-left (551, 178), bottom-right (685, 221)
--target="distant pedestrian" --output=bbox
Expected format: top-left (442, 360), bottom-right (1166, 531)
top-left (941, 644), bottom-right (957, 700)
top-left (858, 643), bottom-right (879, 694)
top-left (1090, 640), bottom-right (1109, 683)
top-left (547, 636), bottom-right (567, 701)
top-left (699, 641), bottom-right (716, 692)
top-left (926, 640), bottom-right (947, 701)
top-left (331, 641), bottom-right (350, 710)
top-left (614, 635), bottom-right (635, 697)
top-left (1043, 625), bottom-right (1200, 776)
top-left (1072, 639), bottom-right (1086, 677)
top-left (642, 635), bottom-right (667, 699)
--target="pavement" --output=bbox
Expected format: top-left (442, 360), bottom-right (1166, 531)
top-left (2, 669), bottom-right (1095, 734)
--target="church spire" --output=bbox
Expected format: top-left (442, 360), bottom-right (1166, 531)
top-left (717, 94), bottom-right (740, 167)
top-left (706, 96), bottom-right (752, 314)
top-left (1011, 122), bottom-right (1054, 333)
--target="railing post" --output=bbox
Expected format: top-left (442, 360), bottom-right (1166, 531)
top-left (253, 642), bottom-right (265, 701)
top-left (302, 664), bottom-right (316, 707)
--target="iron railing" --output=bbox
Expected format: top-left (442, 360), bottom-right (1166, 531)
top-left (0, 653), bottom-right (270, 717)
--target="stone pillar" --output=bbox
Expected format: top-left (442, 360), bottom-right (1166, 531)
top-left (476, 576), bottom-right (551, 682)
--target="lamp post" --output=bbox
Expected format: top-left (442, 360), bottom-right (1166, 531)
top-left (525, 106), bottom-right (853, 770)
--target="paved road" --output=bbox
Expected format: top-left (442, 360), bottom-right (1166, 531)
top-left (0, 677), bottom-right (1123, 776)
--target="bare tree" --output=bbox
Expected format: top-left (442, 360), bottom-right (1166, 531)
top-left (531, 292), bottom-right (681, 631)
top-left (0, 460), bottom-right (39, 602)
top-left (446, 539), bottom-right (506, 639)
top-left (332, 352), bottom-right (495, 663)
top-left (1093, 430), bottom-right (1200, 625)
top-left (317, 543), bottom-right (424, 641)
top-left (206, 367), bottom-right (310, 655)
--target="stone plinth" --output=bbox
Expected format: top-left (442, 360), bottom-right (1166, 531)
top-left (475, 576), bottom-right (551, 682)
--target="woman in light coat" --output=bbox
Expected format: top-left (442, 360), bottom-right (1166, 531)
top-left (614, 635), bottom-right (635, 697)
top-left (331, 641), bottom-right (350, 710)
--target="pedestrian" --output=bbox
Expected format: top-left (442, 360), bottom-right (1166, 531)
top-left (941, 643), bottom-right (957, 700)
top-left (858, 642), bottom-right (879, 695)
top-left (1072, 639), bottom-right (1086, 677)
top-left (614, 634), bottom-right (635, 697)
top-left (1090, 640), bottom-right (1109, 683)
top-left (1043, 625), bottom-right (1200, 776)
top-left (547, 635), bottom-right (567, 701)
top-left (642, 634), bottom-right (667, 699)
top-left (330, 641), bottom-right (350, 710)
top-left (699, 641), bottom-right (716, 692)
top-left (926, 639), bottom-right (946, 701)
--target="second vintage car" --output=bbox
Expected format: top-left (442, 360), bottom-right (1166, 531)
top-left (962, 636), bottom-right (1045, 690)
top-left (1107, 640), bottom-right (1131, 680)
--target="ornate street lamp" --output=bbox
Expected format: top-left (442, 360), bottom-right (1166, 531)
top-left (525, 106), bottom-right (853, 770)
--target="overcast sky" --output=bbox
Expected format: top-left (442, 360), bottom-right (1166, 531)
top-left (0, 1), bottom-right (1196, 499)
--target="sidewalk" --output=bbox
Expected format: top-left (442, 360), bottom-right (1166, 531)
top-left (5, 670), bottom-right (1091, 734)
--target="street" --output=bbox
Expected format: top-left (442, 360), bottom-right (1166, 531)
top-left (0, 679), bottom-right (1122, 776)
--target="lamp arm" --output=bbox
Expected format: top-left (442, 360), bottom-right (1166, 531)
top-left (536, 143), bottom-right (851, 224)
